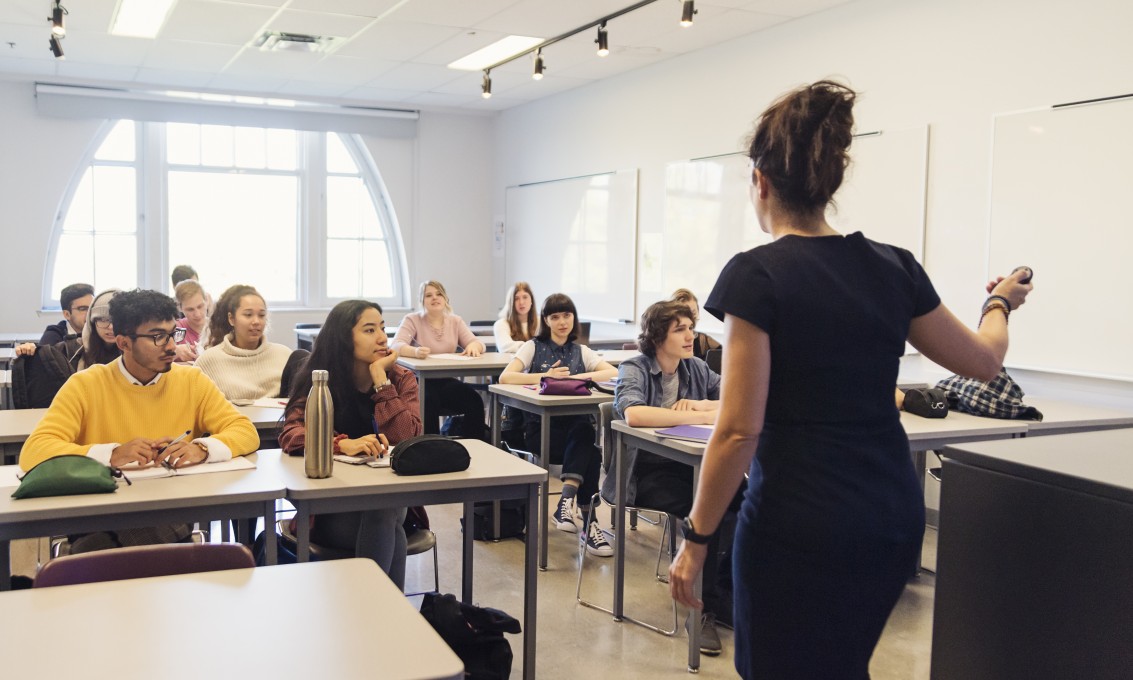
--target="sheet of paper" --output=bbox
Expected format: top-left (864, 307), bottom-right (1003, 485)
top-left (0, 466), bottom-right (26, 488)
top-left (123, 456), bottom-right (256, 481)
top-left (251, 397), bottom-right (288, 408)
top-left (428, 353), bottom-right (474, 361)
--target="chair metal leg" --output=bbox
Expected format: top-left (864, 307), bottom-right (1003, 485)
top-left (575, 494), bottom-right (678, 637)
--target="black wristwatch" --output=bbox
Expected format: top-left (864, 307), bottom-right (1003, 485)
top-left (680, 517), bottom-right (713, 545)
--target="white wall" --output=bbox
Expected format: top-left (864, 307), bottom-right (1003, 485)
top-left (492, 0), bottom-right (1133, 409)
top-left (0, 80), bottom-right (497, 348)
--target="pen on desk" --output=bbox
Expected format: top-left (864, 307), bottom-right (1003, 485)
top-left (157, 430), bottom-right (191, 470)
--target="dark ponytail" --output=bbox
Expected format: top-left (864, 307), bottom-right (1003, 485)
top-left (747, 79), bottom-right (856, 216)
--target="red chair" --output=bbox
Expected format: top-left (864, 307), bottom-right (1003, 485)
top-left (34, 543), bottom-right (255, 588)
top-left (621, 342), bottom-right (638, 351)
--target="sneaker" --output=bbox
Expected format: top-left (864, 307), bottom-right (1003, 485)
top-left (553, 496), bottom-right (577, 532)
top-left (584, 521), bottom-right (614, 557)
top-left (686, 612), bottom-right (723, 656)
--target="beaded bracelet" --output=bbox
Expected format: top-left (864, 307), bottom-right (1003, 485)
top-left (332, 433), bottom-right (349, 454)
top-left (985, 294), bottom-right (1012, 312)
top-left (979, 301), bottom-right (1009, 328)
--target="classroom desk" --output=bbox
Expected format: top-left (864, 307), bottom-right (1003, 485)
top-left (609, 421), bottom-right (706, 673)
top-left (0, 404), bottom-right (285, 465)
top-left (0, 451), bottom-right (283, 590)
top-left (0, 558), bottom-right (465, 680)
top-left (1019, 396), bottom-right (1133, 436)
top-left (259, 442), bottom-right (545, 680)
top-left (396, 353), bottom-right (515, 424)
top-left (488, 383), bottom-right (614, 571)
top-left (933, 430), bottom-right (1133, 680)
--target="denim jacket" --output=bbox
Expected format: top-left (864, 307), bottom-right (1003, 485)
top-left (602, 353), bottom-right (720, 505)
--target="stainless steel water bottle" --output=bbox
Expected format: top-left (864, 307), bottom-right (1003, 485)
top-left (304, 369), bottom-right (334, 478)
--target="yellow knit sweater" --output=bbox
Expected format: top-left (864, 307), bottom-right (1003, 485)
top-left (20, 360), bottom-right (260, 471)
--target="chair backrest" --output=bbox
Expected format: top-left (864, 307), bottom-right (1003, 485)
top-left (621, 342), bottom-right (638, 351)
top-left (34, 543), bottom-right (255, 588)
top-left (598, 401), bottom-right (616, 475)
top-left (705, 348), bottom-right (722, 374)
top-left (278, 348), bottom-right (311, 399)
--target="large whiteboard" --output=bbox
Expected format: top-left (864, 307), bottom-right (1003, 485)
top-left (989, 98), bottom-right (1133, 381)
top-left (505, 170), bottom-right (638, 322)
top-left (656, 126), bottom-right (928, 332)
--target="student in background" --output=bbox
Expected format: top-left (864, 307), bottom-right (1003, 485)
top-left (170, 264), bottom-right (198, 289)
top-left (499, 293), bottom-right (618, 557)
top-left (609, 299), bottom-right (736, 656)
top-left (280, 300), bottom-right (420, 589)
top-left (40, 283), bottom-right (94, 348)
top-left (390, 280), bottom-right (487, 439)
top-left (72, 289), bottom-right (124, 371)
top-left (667, 80), bottom-right (1034, 679)
top-left (20, 289), bottom-right (258, 552)
top-left (172, 279), bottom-right (210, 364)
top-left (669, 289), bottom-right (723, 361)
top-left (494, 282), bottom-right (538, 353)
top-left (196, 284), bottom-right (292, 401)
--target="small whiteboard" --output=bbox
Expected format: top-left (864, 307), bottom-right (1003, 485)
top-left (659, 126), bottom-right (929, 332)
top-left (989, 98), bottom-right (1133, 381)
top-left (505, 170), bottom-right (638, 323)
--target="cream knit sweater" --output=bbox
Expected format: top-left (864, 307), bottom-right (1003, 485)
top-left (195, 333), bottom-right (293, 401)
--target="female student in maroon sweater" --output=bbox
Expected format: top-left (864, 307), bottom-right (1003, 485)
top-left (280, 299), bottom-right (422, 589)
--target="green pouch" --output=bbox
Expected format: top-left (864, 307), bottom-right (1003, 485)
top-left (11, 455), bottom-right (120, 499)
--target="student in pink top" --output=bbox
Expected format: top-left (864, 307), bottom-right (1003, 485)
top-left (173, 279), bottom-right (210, 364)
top-left (390, 280), bottom-right (487, 439)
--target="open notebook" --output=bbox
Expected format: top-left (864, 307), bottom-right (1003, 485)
top-left (653, 424), bottom-right (714, 443)
top-left (117, 456), bottom-right (256, 481)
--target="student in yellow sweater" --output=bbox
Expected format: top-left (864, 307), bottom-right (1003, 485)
top-left (20, 289), bottom-right (259, 551)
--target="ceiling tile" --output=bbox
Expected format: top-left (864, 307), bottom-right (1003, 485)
top-left (390, 0), bottom-right (517, 28)
top-left (285, 0), bottom-right (403, 18)
top-left (336, 20), bottom-right (462, 61)
top-left (472, 0), bottom-right (611, 38)
top-left (55, 61), bottom-right (139, 81)
top-left (161, 0), bottom-right (278, 46)
top-left (55, 33), bottom-right (153, 67)
top-left (134, 67), bottom-right (216, 88)
top-left (740, 0), bottom-right (851, 17)
top-left (142, 40), bottom-right (242, 72)
top-left (554, 48), bottom-right (671, 80)
top-left (367, 61), bottom-right (464, 91)
top-left (403, 91), bottom-right (483, 108)
top-left (296, 54), bottom-right (399, 85)
top-left (0, 55), bottom-right (57, 77)
top-left (340, 84), bottom-right (419, 103)
top-left (0, 23), bottom-right (53, 59)
top-left (265, 9), bottom-right (374, 39)
top-left (646, 8), bottom-right (788, 54)
top-left (220, 47), bottom-right (321, 76)
top-left (411, 28), bottom-right (513, 67)
top-left (495, 73), bottom-right (593, 100)
top-left (274, 79), bottom-right (354, 97)
top-left (207, 72), bottom-right (289, 92)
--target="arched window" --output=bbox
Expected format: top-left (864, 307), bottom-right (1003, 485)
top-left (45, 121), bottom-right (408, 309)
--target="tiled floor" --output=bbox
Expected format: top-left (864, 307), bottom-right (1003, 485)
top-left (10, 503), bottom-right (936, 679)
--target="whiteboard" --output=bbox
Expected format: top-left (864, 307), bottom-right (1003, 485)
top-left (989, 98), bottom-right (1133, 381)
top-left (505, 170), bottom-right (638, 322)
top-left (658, 126), bottom-right (928, 332)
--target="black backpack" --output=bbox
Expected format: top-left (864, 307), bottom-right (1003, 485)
top-left (12, 343), bottom-right (75, 409)
top-left (419, 592), bottom-right (520, 680)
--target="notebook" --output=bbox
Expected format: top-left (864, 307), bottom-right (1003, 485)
top-left (653, 424), bottom-right (714, 443)
top-left (117, 456), bottom-right (256, 481)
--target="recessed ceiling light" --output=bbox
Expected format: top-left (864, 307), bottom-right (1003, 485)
top-left (110, 0), bottom-right (177, 39)
top-left (448, 35), bottom-right (543, 71)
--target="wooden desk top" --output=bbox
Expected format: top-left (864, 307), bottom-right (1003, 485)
top-left (259, 440), bottom-right (546, 502)
top-left (396, 352), bottom-right (515, 372)
top-left (488, 383), bottom-right (614, 407)
top-left (0, 559), bottom-right (464, 680)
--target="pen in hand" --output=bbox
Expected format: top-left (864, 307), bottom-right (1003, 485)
top-left (157, 430), bottom-right (191, 470)
top-left (372, 417), bottom-right (384, 458)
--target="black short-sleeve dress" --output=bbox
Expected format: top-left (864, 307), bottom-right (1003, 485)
top-left (706, 232), bottom-right (940, 679)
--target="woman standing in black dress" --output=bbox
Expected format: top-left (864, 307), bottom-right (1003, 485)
top-left (668, 80), bottom-right (1033, 678)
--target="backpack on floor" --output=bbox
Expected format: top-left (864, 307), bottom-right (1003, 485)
top-left (419, 592), bottom-right (520, 680)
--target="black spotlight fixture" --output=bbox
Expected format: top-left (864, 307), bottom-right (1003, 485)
top-left (48, 34), bottom-right (64, 59)
top-left (595, 21), bottom-right (609, 57)
top-left (481, 71), bottom-right (492, 99)
top-left (532, 49), bottom-right (544, 80)
top-left (681, 1), bottom-right (696, 27)
top-left (49, 1), bottom-right (67, 37)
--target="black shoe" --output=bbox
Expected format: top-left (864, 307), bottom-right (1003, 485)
top-left (686, 611), bottom-right (723, 656)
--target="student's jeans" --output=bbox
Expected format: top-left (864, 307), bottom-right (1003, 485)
top-left (423, 378), bottom-right (487, 440)
top-left (523, 414), bottom-right (601, 514)
top-left (312, 508), bottom-right (408, 590)
top-left (633, 459), bottom-right (745, 617)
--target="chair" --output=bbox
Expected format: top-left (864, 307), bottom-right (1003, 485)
top-left (621, 342), bottom-right (639, 351)
top-left (704, 348), bottom-right (722, 374)
top-left (34, 543), bottom-right (254, 588)
top-left (277, 518), bottom-right (440, 594)
top-left (278, 348), bottom-right (311, 399)
top-left (11, 344), bottom-right (74, 409)
top-left (575, 402), bottom-right (679, 636)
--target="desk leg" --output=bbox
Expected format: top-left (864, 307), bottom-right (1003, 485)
top-left (539, 412), bottom-right (551, 571)
top-left (687, 465), bottom-right (702, 673)
top-left (523, 482), bottom-right (539, 680)
top-left (913, 447), bottom-right (927, 574)
top-left (263, 500), bottom-right (277, 566)
top-left (613, 429), bottom-right (627, 621)
top-left (0, 540), bottom-right (10, 591)
top-left (295, 504), bottom-right (311, 563)
top-left (490, 394), bottom-right (502, 539)
top-left (462, 500), bottom-right (474, 604)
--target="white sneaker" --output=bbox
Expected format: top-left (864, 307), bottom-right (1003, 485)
top-left (553, 496), bottom-right (577, 532)
top-left (584, 521), bottom-right (613, 557)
